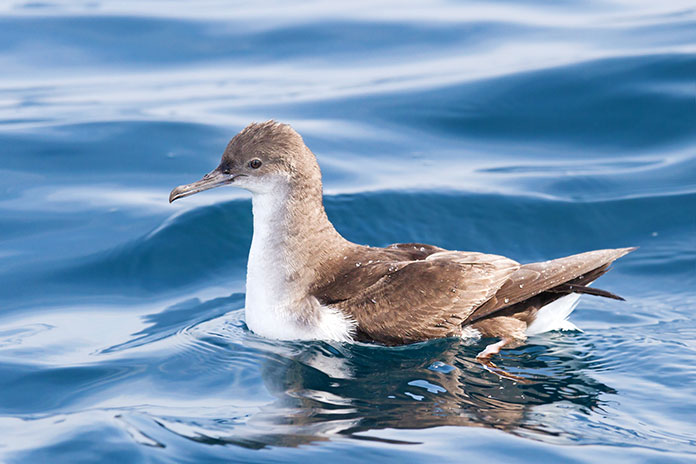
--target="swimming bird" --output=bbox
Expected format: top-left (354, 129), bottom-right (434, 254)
top-left (169, 121), bottom-right (634, 359)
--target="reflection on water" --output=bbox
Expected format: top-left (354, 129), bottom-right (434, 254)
top-left (249, 340), bottom-right (613, 448)
top-left (106, 304), bottom-right (618, 450)
top-left (1, 0), bottom-right (695, 462)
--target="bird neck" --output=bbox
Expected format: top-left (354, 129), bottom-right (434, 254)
top-left (243, 178), bottom-right (353, 339)
top-left (246, 180), bottom-right (349, 309)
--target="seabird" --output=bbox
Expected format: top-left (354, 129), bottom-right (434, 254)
top-left (170, 121), bottom-right (634, 359)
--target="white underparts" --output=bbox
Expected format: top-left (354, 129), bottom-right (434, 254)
top-left (244, 186), bottom-right (355, 343)
top-left (525, 293), bottom-right (582, 336)
top-left (460, 326), bottom-right (482, 344)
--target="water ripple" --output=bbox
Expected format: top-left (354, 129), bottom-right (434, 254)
top-left (1, 1), bottom-right (695, 462)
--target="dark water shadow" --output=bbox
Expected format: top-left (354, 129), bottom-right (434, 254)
top-left (152, 327), bottom-right (614, 449)
top-left (99, 293), bottom-right (245, 354)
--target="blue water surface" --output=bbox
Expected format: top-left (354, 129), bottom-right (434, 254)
top-left (1, 1), bottom-right (695, 462)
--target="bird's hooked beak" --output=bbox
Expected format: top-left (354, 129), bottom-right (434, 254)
top-left (169, 167), bottom-right (239, 203)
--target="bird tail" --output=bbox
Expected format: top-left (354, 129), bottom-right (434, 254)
top-left (525, 293), bottom-right (582, 335)
top-left (525, 262), bottom-right (625, 335)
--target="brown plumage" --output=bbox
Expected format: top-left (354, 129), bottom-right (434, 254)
top-left (169, 121), bottom-right (635, 358)
top-left (310, 243), bottom-right (633, 347)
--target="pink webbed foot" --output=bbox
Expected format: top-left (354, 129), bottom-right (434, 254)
top-left (476, 339), bottom-right (509, 360)
top-left (475, 338), bottom-right (530, 383)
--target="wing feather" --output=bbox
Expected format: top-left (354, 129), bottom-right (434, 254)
top-left (333, 251), bottom-right (519, 345)
top-left (465, 247), bottom-right (635, 324)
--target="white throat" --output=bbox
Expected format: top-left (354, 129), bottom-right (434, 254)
top-left (243, 188), bottom-right (354, 342)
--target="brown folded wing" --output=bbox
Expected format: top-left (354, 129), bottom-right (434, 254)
top-left (331, 251), bottom-right (520, 345)
top-left (464, 247), bottom-right (635, 324)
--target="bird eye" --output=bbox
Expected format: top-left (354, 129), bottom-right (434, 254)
top-left (249, 159), bottom-right (262, 169)
top-left (222, 168), bottom-right (231, 174)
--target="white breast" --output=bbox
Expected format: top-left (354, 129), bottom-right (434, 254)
top-left (244, 190), bottom-right (354, 342)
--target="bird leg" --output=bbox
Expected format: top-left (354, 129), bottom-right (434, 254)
top-left (476, 338), bottom-right (510, 360)
top-left (476, 338), bottom-right (530, 383)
